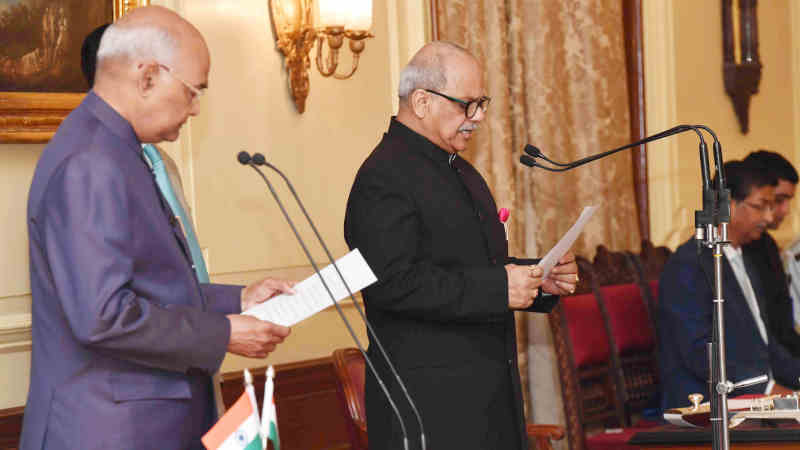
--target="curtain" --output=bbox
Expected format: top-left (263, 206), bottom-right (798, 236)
top-left (433, 0), bottom-right (640, 442)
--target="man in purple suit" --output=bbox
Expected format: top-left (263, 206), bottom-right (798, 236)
top-left (22, 6), bottom-right (292, 449)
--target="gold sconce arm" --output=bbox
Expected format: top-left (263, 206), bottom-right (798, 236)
top-left (316, 28), bottom-right (374, 80)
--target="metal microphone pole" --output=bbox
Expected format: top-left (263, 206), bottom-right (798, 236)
top-left (249, 153), bottom-right (428, 450)
top-left (237, 152), bottom-right (414, 450)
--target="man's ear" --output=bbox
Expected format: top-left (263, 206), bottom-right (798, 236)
top-left (729, 199), bottom-right (739, 221)
top-left (409, 89), bottom-right (429, 119)
top-left (136, 62), bottom-right (159, 98)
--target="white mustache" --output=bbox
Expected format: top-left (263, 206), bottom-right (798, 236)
top-left (458, 124), bottom-right (479, 132)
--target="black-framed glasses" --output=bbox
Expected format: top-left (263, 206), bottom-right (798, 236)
top-left (424, 89), bottom-right (491, 118)
top-left (742, 201), bottom-right (775, 213)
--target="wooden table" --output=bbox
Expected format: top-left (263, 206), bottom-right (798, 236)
top-left (629, 423), bottom-right (800, 449)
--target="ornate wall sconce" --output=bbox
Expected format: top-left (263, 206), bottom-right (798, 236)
top-left (269, 0), bottom-right (374, 113)
top-left (722, 0), bottom-right (761, 134)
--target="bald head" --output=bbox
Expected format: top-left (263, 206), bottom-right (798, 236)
top-left (97, 5), bottom-right (207, 74)
top-left (398, 41), bottom-right (477, 104)
top-left (93, 6), bottom-right (210, 144)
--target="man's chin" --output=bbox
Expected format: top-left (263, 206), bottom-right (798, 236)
top-left (161, 130), bottom-right (181, 142)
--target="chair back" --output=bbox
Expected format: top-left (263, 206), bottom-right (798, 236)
top-left (550, 286), bottom-right (625, 450)
top-left (331, 348), bottom-right (368, 450)
top-left (596, 283), bottom-right (659, 425)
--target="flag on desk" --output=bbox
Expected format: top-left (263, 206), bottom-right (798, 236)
top-left (202, 368), bottom-right (262, 450)
top-left (261, 366), bottom-right (280, 450)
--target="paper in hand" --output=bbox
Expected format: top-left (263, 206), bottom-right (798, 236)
top-left (243, 249), bottom-right (377, 326)
top-left (538, 206), bottom-right (597, 277)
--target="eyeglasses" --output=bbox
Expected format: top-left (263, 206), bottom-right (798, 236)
top-left (424, 89), bottom-right (491, 119)
top-left (158, 64), bottom-right (204, 105)
top-left (742, 201), bottom-right (775, 213)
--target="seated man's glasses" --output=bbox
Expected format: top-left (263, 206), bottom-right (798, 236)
top-left (742, 201), bottom-right (775, 213)
top-left (424, 89), bottom-right (491, 119)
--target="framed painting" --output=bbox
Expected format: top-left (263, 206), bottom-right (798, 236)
top-left (0, 0), bottom-right (149, 143)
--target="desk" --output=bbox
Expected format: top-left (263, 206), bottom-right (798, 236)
top-left (629, 423), bottom-right (800, 449)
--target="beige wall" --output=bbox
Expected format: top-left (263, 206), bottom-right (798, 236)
top-left (0, 0), bottom-right (428, 409)
top-left (644, 0), bottom-right (800, 249)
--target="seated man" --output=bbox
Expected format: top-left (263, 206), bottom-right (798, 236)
top-left (658, 160), bottom-right (800, 411)
top-left (742, 151), bottom-right (800, 356)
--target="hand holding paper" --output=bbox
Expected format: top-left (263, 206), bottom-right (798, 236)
top-left (538, 206), bottom-right (596, 295)
top-left (243, 249), bottom-right (377, 327)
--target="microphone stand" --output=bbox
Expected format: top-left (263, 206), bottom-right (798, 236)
top-left (237, 152), bottom-right (425, 450)
top-left (521, 125), bottom-right (740, 450)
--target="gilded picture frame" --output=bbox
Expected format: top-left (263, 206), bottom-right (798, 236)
top-left (0, 0), bottom-right (150, 143)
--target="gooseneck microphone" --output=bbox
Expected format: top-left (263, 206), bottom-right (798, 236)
top-left (237, 151), bottom-right (425, 450)
top-left (519, 125), bottom-right (721, 241)
top-left (520, 125), bottom-right (736, 450)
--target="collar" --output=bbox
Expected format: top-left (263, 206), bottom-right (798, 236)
top-left (387, 117), bottom-right (458, 167)
top-left (723, 244), bottom-right (743, 261)
top-left (84, 90), bottom-right (142, 156)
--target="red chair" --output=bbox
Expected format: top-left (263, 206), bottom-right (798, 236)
top-left (331, 348), bottom-right (566, 450)
top-left (597, 283), bottom-right (660, 427)
top-left (550, 291), bottom-right (627, 450)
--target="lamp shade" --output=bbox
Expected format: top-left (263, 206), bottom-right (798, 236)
top-left (317, 0), bottom-right (372, 30)
top-left (317, 0), bottom-right (345, 27)
top-left (344, 0), bottom-right (372, 31)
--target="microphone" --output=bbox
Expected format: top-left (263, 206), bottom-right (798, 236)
top-left (239, 151), bottom-right (425, 450)
top-left (519, 124), bottom-right (725, 245)
top-left (519, 125), bottom-right (699, 172)
top-left (237, 151), bottom-right (251, 165)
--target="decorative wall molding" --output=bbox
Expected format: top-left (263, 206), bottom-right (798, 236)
top-left (0, 356), bottom-right (349, 450)
top-left (0, 314), bottom-right (32, 354)
top-left (642, 0), bottom-right (681, 249)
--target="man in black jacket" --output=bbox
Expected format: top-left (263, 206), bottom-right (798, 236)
top-left (344, 41), bottom-right (578, 450)
top-left (743, 151), bottom-right (800, 356)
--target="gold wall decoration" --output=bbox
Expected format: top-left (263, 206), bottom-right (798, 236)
top-left (0, 0), bottom-right (150, 143)
top-left (269, 0), bottom-right (374, 113)
top-left (722, 0), bottom-right (761, 134)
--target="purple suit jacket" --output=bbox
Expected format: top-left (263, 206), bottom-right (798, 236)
top-left (22, 92), bottom-right (241, 449)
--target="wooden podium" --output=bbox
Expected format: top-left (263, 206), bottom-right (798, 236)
top-left (629, 423), bottom-right (800, 449)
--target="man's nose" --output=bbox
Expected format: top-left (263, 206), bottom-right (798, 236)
top-left (763, 206), bottom-right (775, 223)
top-left (188, 101), bottom-right (201, 116)
top-left (471, 106), bottom-right (486, 122)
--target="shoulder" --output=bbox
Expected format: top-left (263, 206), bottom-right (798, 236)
top-left (661, 239), bottom-right (701, 281)
top-left (353, 135), bottom-right (425, 189)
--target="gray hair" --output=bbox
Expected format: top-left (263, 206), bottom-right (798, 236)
top-left (397, 41), bottom-right (472, 102)
top-left (97, 22), bottom-right (178, 66)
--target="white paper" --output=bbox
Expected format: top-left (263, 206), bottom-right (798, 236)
top-left (538, 206), bottom-right (598, 277)
top-left (243, 249), bottom-right (377, 326)
top-left (663, 413), bottom-right (699, 428)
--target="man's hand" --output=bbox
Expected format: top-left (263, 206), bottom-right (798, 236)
top-left (506, 264), bottom-right (544, 309)
top-left (240, 277), bottom-right (296, 312)
top-left (227, 315), bottom-right (291, 359)
top-left (542, 252), bottom-right (578, 295)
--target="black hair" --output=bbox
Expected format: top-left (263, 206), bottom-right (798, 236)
top-left (80, 23), bottom-right (112, 88)
top-left (743, 150), bottom-right (799, 184)
top-left (716, 159), bottom-right (777, 202)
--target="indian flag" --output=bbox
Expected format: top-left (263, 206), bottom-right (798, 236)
top-left (202, 390), bottom-right (262, 450)
top-left (262, 366), bottom-right (280, 450)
